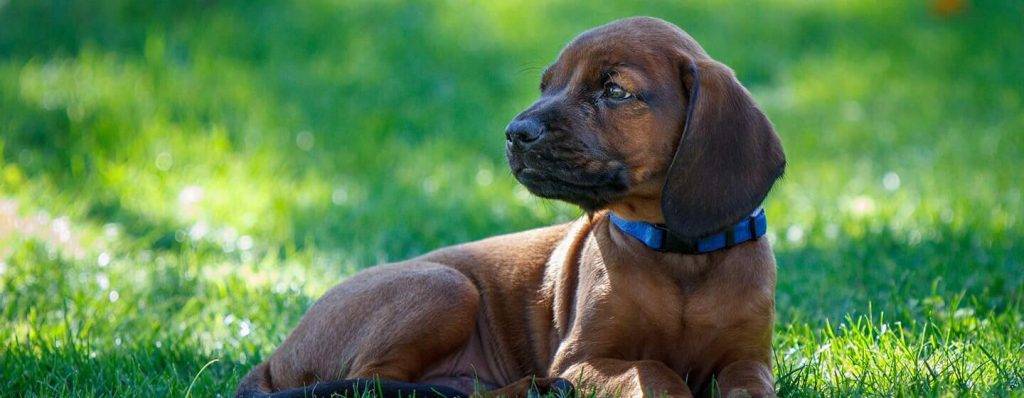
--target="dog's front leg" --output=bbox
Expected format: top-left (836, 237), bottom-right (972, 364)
top-left (557, 358), bottom-right (693, 398)
top-left (717, 359), bottom-right (774, 398)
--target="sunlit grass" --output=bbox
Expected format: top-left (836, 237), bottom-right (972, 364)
top-left (1, 0), bottom-right (1021, 396)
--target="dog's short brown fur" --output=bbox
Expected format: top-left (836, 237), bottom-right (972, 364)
top-left (238, 17), bottom-right (785, 397)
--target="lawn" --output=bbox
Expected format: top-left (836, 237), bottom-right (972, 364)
top-left (1, 0), bottom-right (1022, 396)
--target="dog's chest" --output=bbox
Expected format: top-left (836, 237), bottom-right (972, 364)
top-left (542, 217), bottom-right (774, 376)
top-left (574, 260), bottom-right (733, 360)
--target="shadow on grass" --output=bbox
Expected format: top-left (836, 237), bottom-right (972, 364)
top-left (775, 221), bottom-right (1021, 323)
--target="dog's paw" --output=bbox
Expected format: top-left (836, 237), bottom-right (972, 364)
top-left (527, 377), bottom-right (574, 398)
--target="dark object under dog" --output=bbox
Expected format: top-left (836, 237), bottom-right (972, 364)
top-left (236, 377), bottom-right (574, 398)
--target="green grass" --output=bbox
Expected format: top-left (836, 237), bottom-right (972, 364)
top-left (1, 0), bottom-right (1022, 396)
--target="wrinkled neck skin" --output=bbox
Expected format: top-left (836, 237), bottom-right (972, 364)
top-left (603, 178), bottom-right (667, 224)
top-left (575, 207), bottom-right (728, 305)
top-left (590, 177), bottom-right (752, 279)
top-left (597, 210), bottom-right (717, 278)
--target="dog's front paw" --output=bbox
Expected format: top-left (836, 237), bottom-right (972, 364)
top-left (486, 376), bottom-right (574, 398)
top-left (527, 378), bottom-right (574, 398)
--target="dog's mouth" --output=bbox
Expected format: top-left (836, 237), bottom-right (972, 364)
top-left (508, 150), bottom-right (630, 211)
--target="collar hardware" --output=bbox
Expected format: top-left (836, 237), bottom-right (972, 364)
top-left (609, 208), bottom-right (767, 254)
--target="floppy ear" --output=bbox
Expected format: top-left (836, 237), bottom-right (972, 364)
top-left (661, 57), bottom-right (786, 240)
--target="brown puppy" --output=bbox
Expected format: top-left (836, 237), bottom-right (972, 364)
top-left (237, 16), bottom-right (785, 398)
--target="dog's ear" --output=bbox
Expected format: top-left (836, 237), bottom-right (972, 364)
top-left (661, 57), bottom-right (785, 240)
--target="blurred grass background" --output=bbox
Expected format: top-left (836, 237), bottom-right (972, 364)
top-left (0, 0), bottom-right (1021, 396)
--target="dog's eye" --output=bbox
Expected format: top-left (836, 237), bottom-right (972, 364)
top-left (603, 83), bottom-right (632, 100)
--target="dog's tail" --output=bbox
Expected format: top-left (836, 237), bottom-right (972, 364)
top-left (234, 362), bottom-right (468, 398)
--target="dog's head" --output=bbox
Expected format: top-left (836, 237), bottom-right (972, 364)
top-left (506, 17), bottom-right (785, 239)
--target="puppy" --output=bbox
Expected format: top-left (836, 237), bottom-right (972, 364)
top-left (237, 16), bottom-right (785, 398)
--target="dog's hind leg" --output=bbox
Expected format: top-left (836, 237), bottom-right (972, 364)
top-left (236, 362), bottom-right (273, 397)
top-left (237, 261), bottom-right (480, 396)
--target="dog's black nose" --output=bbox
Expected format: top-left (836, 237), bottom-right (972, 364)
top-left (505, 119), bottom-right (545, 150)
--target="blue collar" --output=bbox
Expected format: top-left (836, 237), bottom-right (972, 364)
top-left (609, 208), bottom-right (767, 254)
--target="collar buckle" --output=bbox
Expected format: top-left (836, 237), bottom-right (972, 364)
top-left (657, 225), bottom-right (699, 254)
